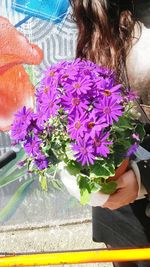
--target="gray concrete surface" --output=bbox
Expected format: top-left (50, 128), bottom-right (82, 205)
top-left (0, 221), bottom-right (113, 267)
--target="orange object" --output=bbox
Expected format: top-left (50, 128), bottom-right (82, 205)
top-left (113, 158), bottom-right (129, 179)
top-left (109, 158), bottom-right (129, 181)
top-left (0, 16), bottom-right (43, 131)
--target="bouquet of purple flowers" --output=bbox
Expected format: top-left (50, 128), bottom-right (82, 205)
top-left (11, 59), bottom-right (145, 204)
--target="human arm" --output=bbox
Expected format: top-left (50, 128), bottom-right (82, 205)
top-left (103, 124), bottom-right (150, 211)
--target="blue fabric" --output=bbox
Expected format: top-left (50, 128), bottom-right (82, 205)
top-left (11, 0), bottom-right (70, 24)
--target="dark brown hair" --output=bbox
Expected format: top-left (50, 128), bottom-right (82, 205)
top-left (70, 0), bottom-right (138, 76)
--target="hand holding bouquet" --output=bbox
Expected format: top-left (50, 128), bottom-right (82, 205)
top-left (11, 59), bottom-right (145, 204)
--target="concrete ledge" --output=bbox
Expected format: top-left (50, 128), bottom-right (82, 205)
top-left (0, 221), bottom-right (113, 267)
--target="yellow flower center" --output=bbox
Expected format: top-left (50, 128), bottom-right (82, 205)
top-left (72, 98), bottom-right (80, 106)
top-left (88, 122), bottom-right (95, 129)
top-left (104, 89), bottom-right (112, 96)
top-left (74, 121), bottom-right (81, 130)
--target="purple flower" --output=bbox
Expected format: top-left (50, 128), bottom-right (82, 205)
top-left (60, 66), bottom-right (79, 82)
top-left (92, 132), bottom-right (112, 157)
top-left (11, 121), bottom-right (28, 142)
top-left (72, 135), bottom-right (95, 166)
top-left (103, 84), bottom-right (122, 97)
top-left (126, 143), bottom-right (139, 157)
top-left (40, 87), bottom-right (60, 119)
top-left (95, 96), bottom-right (123, 125)
top-left (34, 154), bottom-right (48, 170)
top-left (18, 160), bottom-right (26, 167)
top-left (43, 65), bottom-right (61, 87)
top-left (69, 77), bottom-right (92, 95)
top-left (33, 111), bottom-right (47, 128)
top-left (97, 66), bottom-right (115, 78)
top-left (68, 112), bottom-right (87, 140)
top-left (132, 133), bottom-right (140, 141)
top-left (85, 111), bottom-right (108, 138)
top-left (78, 60), bottom-right (96, 76)
top-left (124, 88), bottom-right (139, 101)
top-left (61, 92), bottom-right (89, 114)
top-left (11, 106), bottom-right (34, 142)
top-left (24, 137), bottom-right (42, 156)
top-left (95, 76), bottom-right (122, 98)
top-left (14, 106), bottom-right (33, 126)
top-left (11, 58), bottom-right (135, 175)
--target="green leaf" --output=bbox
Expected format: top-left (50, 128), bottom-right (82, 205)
top-left (90, 161), bottom-right (115, 179)
top-left (135, 123), bottom-right (145, 140)
top-left (0, 165), bottom-right (27, 188)
top-left (0, 149), bottom-right (26, 178)
top-left (51, 179), bottom-right (63, 191)
top-left (46, 165), bottom-right (57, 177)
top-left (114, 156), bottom-right (124, 168)
top-left (113, 145), bottom-right (126, 167)
top-left (80, 188), bottom-right (91, 205)
top-left (65, 144), bottom-right (76, 160)
top-left (117, 139), bottom-right (131, 149)
top-left (0, 179), bottom-right (34, 223)
top-left (100, 181), bottom-right (117, 194)
top-left (77, 175), bottom-right (91, 205)
top-left (66, 160), bottom-right (82, 176)
top-left (40, 176), bottom-right (48, 191)
top-left (90, 181), bottom-right (102, 193)
top-left (48, 149), bottom-right (59, 165)
top-left (104, 157), bottom-right (115, 176)
top-left (115, 116), bottom-right (132, 129)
